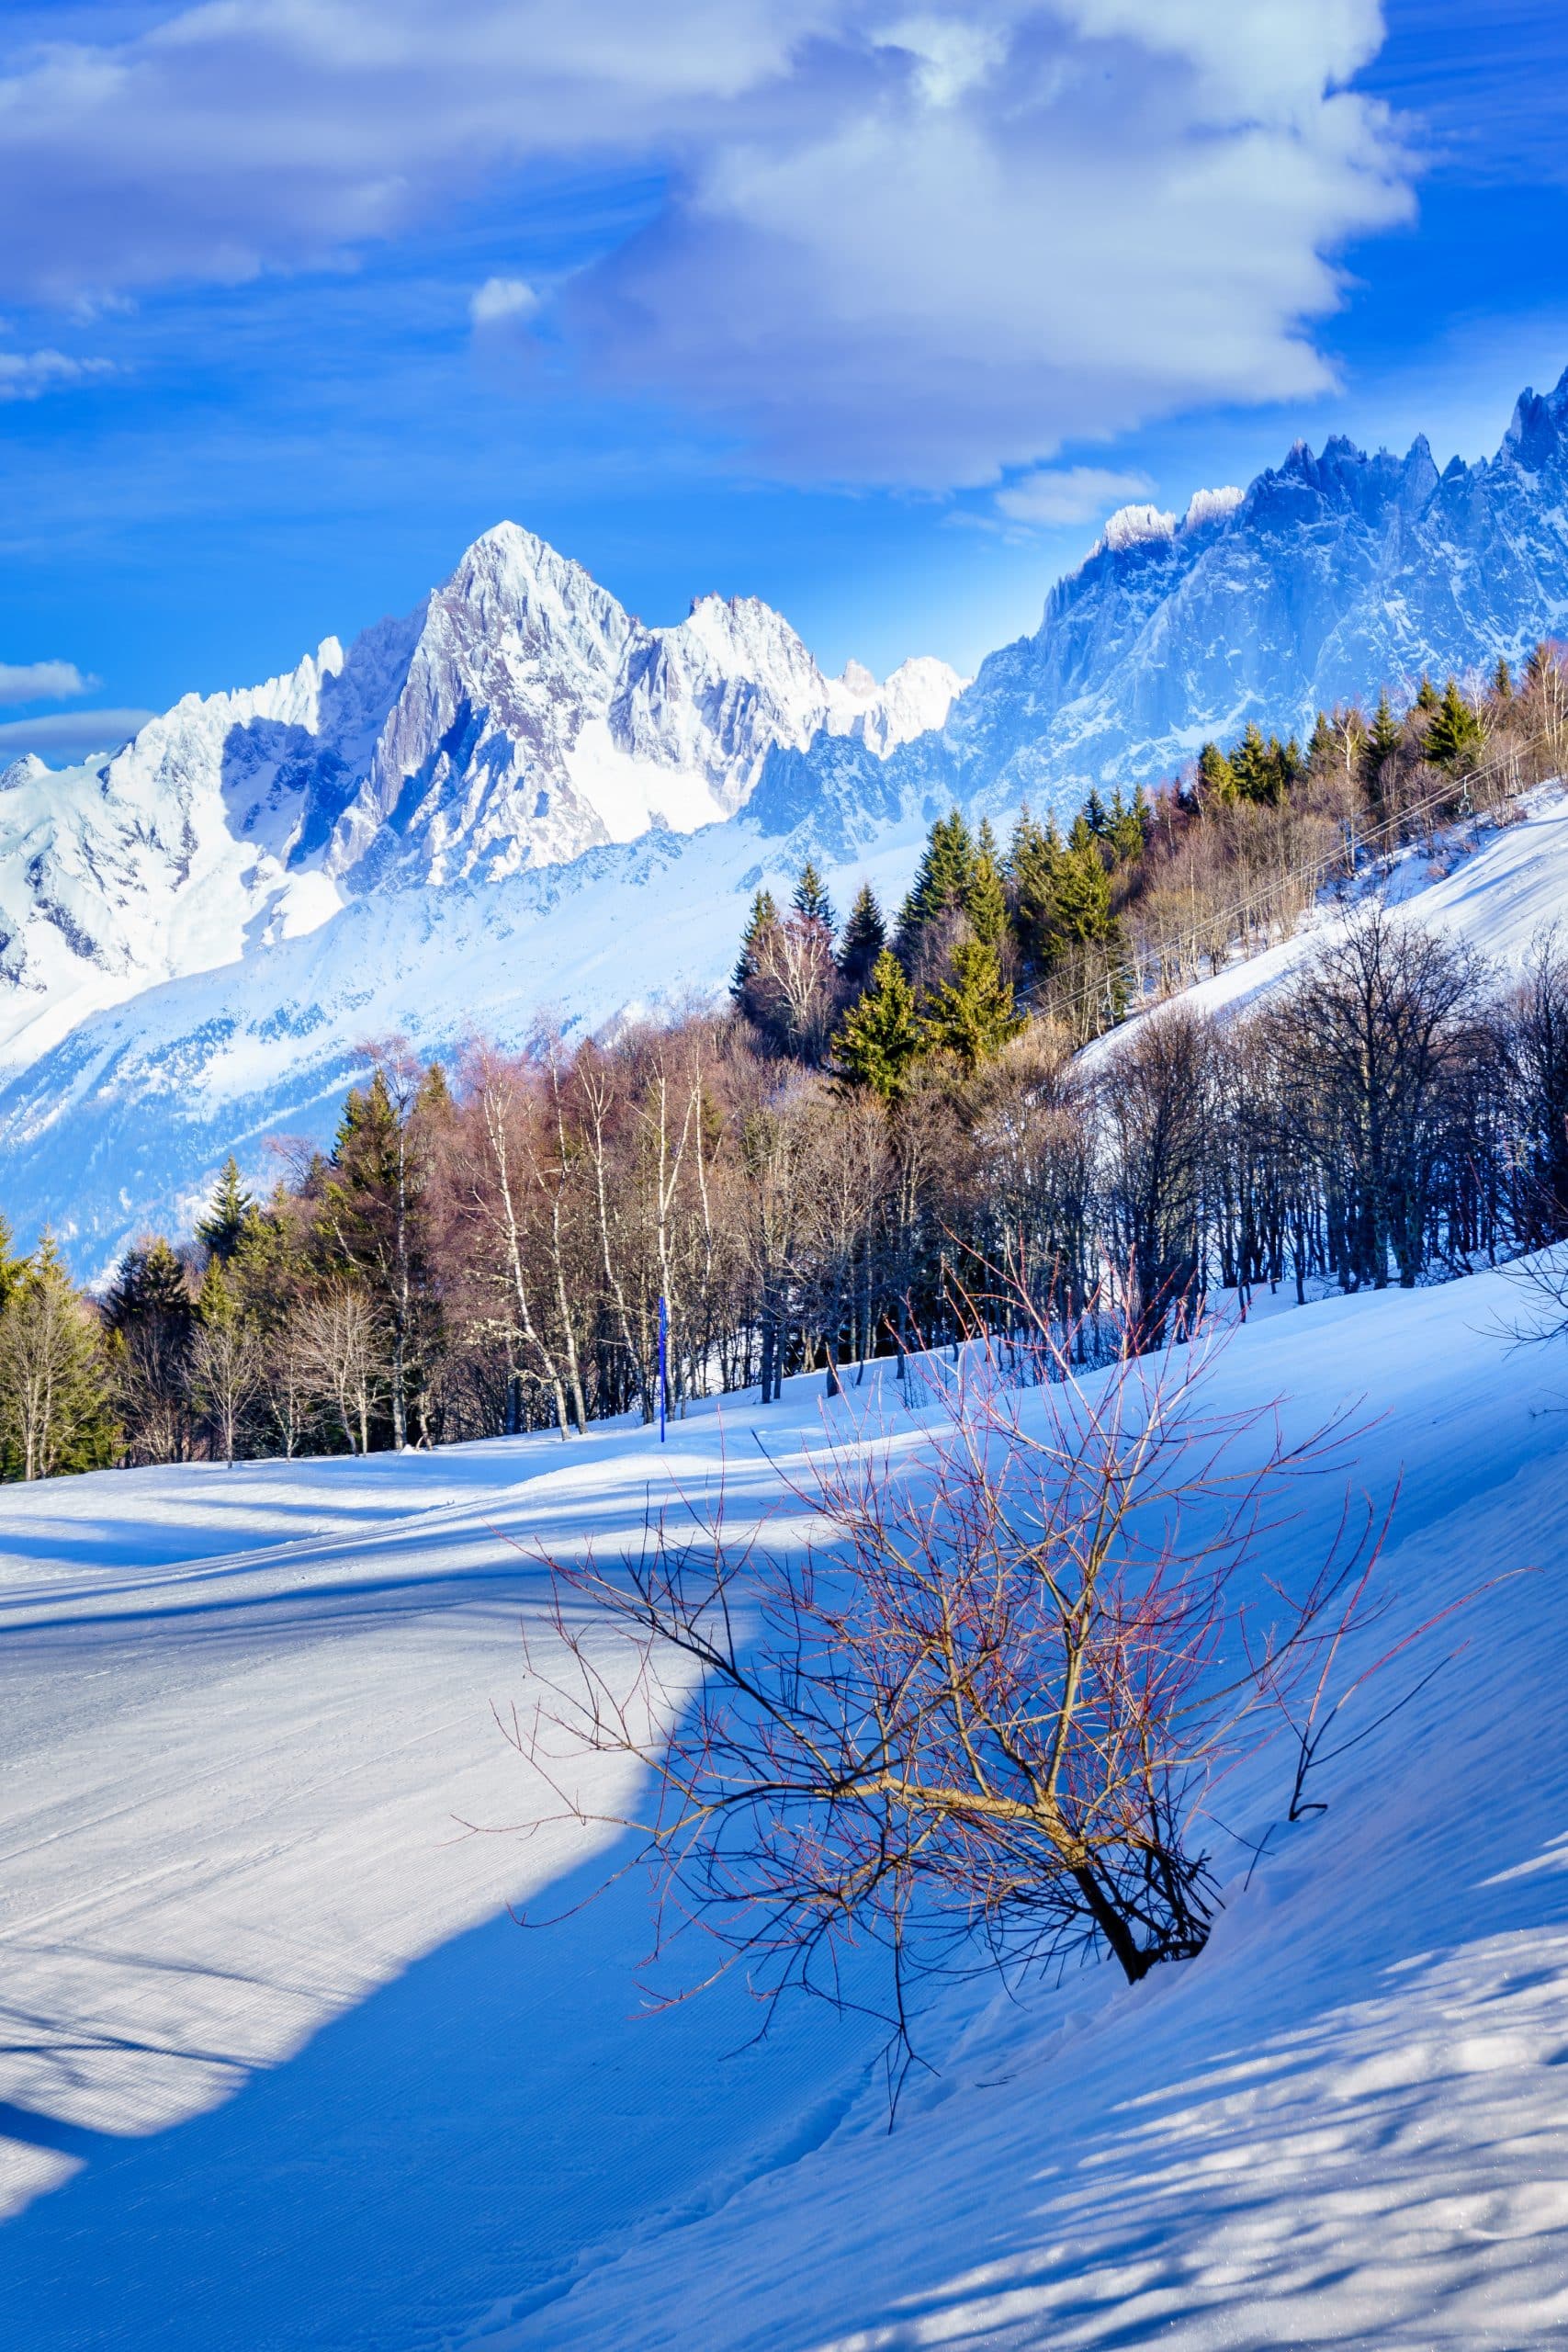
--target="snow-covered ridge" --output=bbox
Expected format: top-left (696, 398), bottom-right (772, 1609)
top-left (0, 522), bottom-right (963, 1069)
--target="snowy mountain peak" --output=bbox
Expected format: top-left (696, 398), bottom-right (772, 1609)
top-left (1502, 365), bottom-right (1568, 471)
top-left (1099, 502), bottom-right (1179, 553)
top-left (1181, 485), bottom-right (1243, 532)
top-left (0, 522), bottom-right (959, 1069)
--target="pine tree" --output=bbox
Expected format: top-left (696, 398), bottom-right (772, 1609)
top-left (0, 1211), bottom-right (23, 1319)
top-left (920, 939), bottom-right (1025, 1073)
top-left (0, 1234), bottom-right (119, 1481)
top-left (1493, 656), bottom-right (1514, 702)
top-left (831, 949), bottom-right (923, 1101)
top-left (895, 808), bottom-right (977, 961)
top-left (1416, 673), bottom-right (1439, 713)
top-left (1424, 677), bottom-right (1484, 768)
top-left (1105, 786), bottom-right (1147, 865)
top-left (323, 1059), bottom-right (436, 1451)
top-left (1368, 690), bottom-right (1401, 770)
top-left (964, 827), bottom-right (1010, 946)
top-left (196, 1157), bottom-right (256, 1264)
top-left (1007, 811), bottom-right (1065, 975)
top-left (1196, 741), bottom-right (1237, 805)
top-left (1057, 816), bottom-right (1113, 944)
top-left (791, 860), bottom-right (836, 935)
top-left (837, 881), bottom-right (887, 992)
top-left (730, 889), bottom-right (781, 1009)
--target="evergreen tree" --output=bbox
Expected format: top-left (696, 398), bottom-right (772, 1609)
top-left (105, 1235), bottom-right (195, 1463)
top-left (1007, 811), bottom-right (1065, 974)
top-left (964, 824), bottom-right (1010, 946)
top-left (1368, 690), bottom-right (1401, 771)
top-left (830, 949), bottom-right (923, 1102)
top-left (920, 939), bottom-right (1025, 1073)
top-left (730, 889), bottom-right (781, 1010)
top-left (1196, 741), bottom-right (1237, 804)
top-left (323, 1060), bottom-right (438, 1451)
top-left (1493, 656), bottom-right (1514, 702)
top-left (1083, 787), bottom-right (1110, 839)
top-left (837, 881), bottom-right (887, 992)
top-left (1105, 786), bottom-right (1148, 865)
top-left (1424, 677), bottom-right (1484, 768)
top-left (895, 808), bottom-right (977, 961)
top-left (196, 1157), bottom-right (256, 1264)
top-left (0, 1234), bottom-right (119, 1481)
top-left (1416, 673), bottom-right (1439, 713)
top-left (1058, 816), bottom-right (1114, 944)
top-left (791, 859), bottom-right (836, 934)
top-left (0, 1210), bottom-right (23, 1319)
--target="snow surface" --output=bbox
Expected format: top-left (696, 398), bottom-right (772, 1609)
top-left (4, 1259), bottom-right (1568, 2347)
top-left (1121, 789), bottom-right (1568, 1036)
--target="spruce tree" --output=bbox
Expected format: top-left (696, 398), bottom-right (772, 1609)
top-left (791, 860), bottom-right (836, 935)
top-left (831, 949), bottom-right (923, 1101)
top-left (0, 1234), bottom-right (119, 1480)
top-left (1425, 677), bottom-right (1484, 768)
top-left (1368, 690), bottom-right (1401, 770)
top-left (1007, 811), bottom-right (1065, 975)
top-left (837, 881), bottom-right (887, 992)
top-left (1196, 741), bottom-right (1237, 804)
top-left (1416, 673), bottom-right (1439, 714)
top-left (1493, 656), bottom-right (1514, 702)
top-left (1058, 815), bottom-right (1113, 944)
top-left (1105, 786), bottom-right (1147, 865)
top-left (920, 939), bottom-right (1025, 1073)
top-left (895, 808), bottom-right (977, 961)
top-left (196, 1157), bottom-right (256, 1264)
top-left (964, 827), bottom-right (1010, 947)
top-left (730, 889), bottom-right (782, 1012)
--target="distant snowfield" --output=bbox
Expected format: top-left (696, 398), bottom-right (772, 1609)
top-left (4, 1261), bottom-right (1568, 2347)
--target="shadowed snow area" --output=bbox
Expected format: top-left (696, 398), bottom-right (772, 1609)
top-left (1, 1262), bottom-right (1568, 2346)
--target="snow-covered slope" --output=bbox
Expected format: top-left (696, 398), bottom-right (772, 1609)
top-left (0, 523), bottom-right (962, 1073)
top-left (4, 1259), bottom-right (1568, 2348)
top-left (6, 781), bottom-right (1565, 1274)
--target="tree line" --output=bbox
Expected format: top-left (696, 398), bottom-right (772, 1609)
top-left (1, 648), bottom-right (1564, 1478)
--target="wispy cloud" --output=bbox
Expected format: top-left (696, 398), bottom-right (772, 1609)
top-left (0, 659), bottom-right (97, 705)
top-left (0, 708), bottom-right (152, 760)
top-left (0, 348), bottom-right (115, 401)
top-left (0, 1), bottom-right (1412, 486)
top-left (994, 466), bottom-right (1154, 527)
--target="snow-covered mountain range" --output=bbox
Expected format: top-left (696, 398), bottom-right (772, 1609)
top-left (6, 368), bottom-right (1568, 1262)
top-left (0, 523), bottom-right (961, 1075)
top-left (755, 364), bottom-right (1568, 849)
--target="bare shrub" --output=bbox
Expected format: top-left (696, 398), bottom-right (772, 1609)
top-left (516, 1284), bottom-right (1382, 2095)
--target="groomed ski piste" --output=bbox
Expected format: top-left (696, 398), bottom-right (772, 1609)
top-left (7, 811), bottom-right (1568, 2349)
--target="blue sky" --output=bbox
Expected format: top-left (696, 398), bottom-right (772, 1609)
top-left (0, 0), bottom-right (1562, 759)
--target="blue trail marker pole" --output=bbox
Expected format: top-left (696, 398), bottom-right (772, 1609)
top-left (658, 1294), bottom-right (669, 1443)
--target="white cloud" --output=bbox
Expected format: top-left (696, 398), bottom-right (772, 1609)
top-left (0, 1), bottom-right (1413, 485)
top-left (0, 660), bottom-right (97, 706)
top-left (0, 348), bottom-right (115, 401)
top-left (470, 277), bottom-right (540, 329)
top-left (0, 708), bottom-right (153, 759)
top-left (995, 465), bottom-right (1154, 526)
